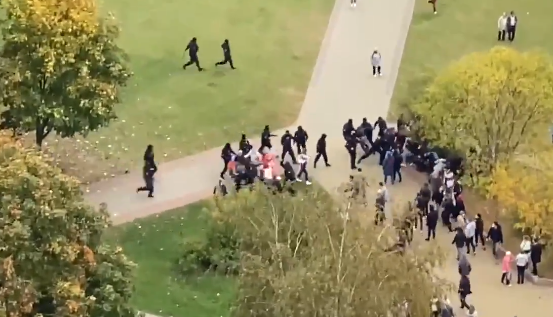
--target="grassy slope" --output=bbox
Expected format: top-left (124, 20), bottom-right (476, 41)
top-left (104, 203), bottom-right (235, 317)
top-left (389, 0), bottom-right (553, 119)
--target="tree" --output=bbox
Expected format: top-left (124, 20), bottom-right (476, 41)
top-left (0, 0), bottom-right (132, 147)
top-left (488, 153), bottom-right (553, 237)
top-left (208, 184), bottom-right (449, 317)
top-left (0, 134), bottom-right (138, 317)
top-left (412, 47), bottom-right (553, 181)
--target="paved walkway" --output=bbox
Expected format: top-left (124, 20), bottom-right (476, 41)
top-left (86, 0), bottom-right (553, 316)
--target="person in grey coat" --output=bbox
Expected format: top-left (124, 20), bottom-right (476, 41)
top-left (371, 49), bottom-right (382, 77)
top-left (458, 253), bottom-right (472, 276)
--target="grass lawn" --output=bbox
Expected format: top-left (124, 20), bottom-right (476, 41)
top-left (103, 203), bottom-right (235, 317)
top-left (389, 0), bottom-right (553, 119)
top-left (50, 0), bottom-right (334, 183)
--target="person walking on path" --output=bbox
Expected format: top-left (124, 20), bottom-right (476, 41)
top-left (497, 12), bottom-right (507, 41)
top-left (296, 149), bottom-right (312, 185)
top-left (487, 221), bottom-right (504, 258)
top-left (314, 134), bottom-right (331, 168)
top-left (530, 238), bottom-right (542, 276)
top-left (371, 49), bottom-right (382, 77)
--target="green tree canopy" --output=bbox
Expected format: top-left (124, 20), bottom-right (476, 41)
top-left (208, 184), bottom-right (448, 317)
top-left (412, 47), bottom-right (553, 179)
top-left (0, 134), bottom-right (137, 317)
top-left (0, 0), bottom-right (132, 147)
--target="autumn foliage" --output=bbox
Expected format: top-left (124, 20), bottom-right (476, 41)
top-left (0, 0), bottom-right (131, 147)
top-left (194, 184), bottom-right (449, 317)
top-left (0, 135), bottom-right (137, 317)
top-left (412, 47), bottom-right (553, 184)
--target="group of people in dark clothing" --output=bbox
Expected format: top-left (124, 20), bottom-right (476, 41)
top-left (183, 37), bottom-right (236, 71)
top-left (342, 116), bottom-right (408, 184)
top-left (215, 125), bottom-right (333, 195)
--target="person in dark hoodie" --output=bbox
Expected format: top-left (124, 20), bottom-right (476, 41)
top-left (474, 214), bottom-right (485, 250)
top-left (392, 148), bottom-right (403, 183)
top-left (259, 125), bottom-right (276, 152)
top-left (183, 37), bottom-right (203, 71)
top-left (452, 227), bottom-right (467, 260)
top-left (293, 126), bottom-right (308, 154)
top-left (486, 221), bottom-right (504, 258)
top-left (239, 134), bottom-right (252, 153)
top-left (426, 204), bottom-right (439, 241)
top-left (458, 275), bottom-right (472, 309)
top-left (358, 117), bottom-right (374, 145)
top-left (280, 130), bottom-right (297, 163)
top-left (220, 143), bottom-right (236, 178)
top-left (458, 254), bottom-right (472, 276)
top-left (215, 39), bottom-right (235, 69)
top-left (442, 196), bottom-right (455, 232)
top-left (342, 119), bottom-right (355, 140)
top-left (314, 134), bottom-right (331, 168)
top-left (530, 238), bottom-right (543, 276)
top-left (374, 116), bottom-right (387, 137)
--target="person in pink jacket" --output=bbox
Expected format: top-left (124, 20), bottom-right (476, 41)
top-left (501, 251), bottom-right (513, 286)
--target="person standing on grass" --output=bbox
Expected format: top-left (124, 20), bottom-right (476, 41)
top-left (506, 11), bottom-right (518, 42)
top-left (183, 37), bottom-right (203, 71)
top-left (371, 49), bottom-right (382, 77)
top-left (428, 0), bottom-right (437, 14)
top-left (464, 218), bottom-right (476, 255)
top-left (215, 39), bottom-right (236, 69)
top-left (497, 12), bottom-right (507, 41)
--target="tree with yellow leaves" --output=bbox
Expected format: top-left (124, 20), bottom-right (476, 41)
top-left (0, 134), bottom-right (138, 317)
top-left (488, 153), bottom-right (553, 236)
top-left (0, 0), bottom-right (132, 147)
top-left (412, 47), bottom-right (553, 181)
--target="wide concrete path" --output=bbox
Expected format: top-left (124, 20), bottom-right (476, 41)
top-left (85, 0), bottom-right (553, 316)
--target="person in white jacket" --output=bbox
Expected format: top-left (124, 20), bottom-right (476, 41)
top-left (296, 150), bottom-right (312, 185)
top-left (497, 12), bottom-right (507, 41)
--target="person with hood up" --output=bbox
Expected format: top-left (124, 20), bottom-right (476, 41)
top-left (220, 143), bottom-right (236, 179)
top-left (259, 125), bottom-right (276, 152)
top-left (314, 134), bottom-right (331, 168)
top-left (458, 274), bottom-right (471, 309)
top-left (487, 221), bottom-right (504, 258)
top-left (382, 150), bottom-right (395, 184)
top-left (293, 126), bottom-right (308, 154)
top-left (458, 253), bottom-right (472, 276)
top-left (530, 238), bottom-right (543, 276)
top-left (371, 48), bottom-right (382, 77)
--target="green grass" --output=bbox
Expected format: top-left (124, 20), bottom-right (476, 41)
top-left (60, 0), bottom-right (334, 182)
top-left (104, 203), bottom-right (236, 317)
top-left (389, 0), bottom-right (553, 119)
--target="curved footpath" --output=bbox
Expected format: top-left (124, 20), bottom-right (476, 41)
top-left (85, 0), bottom-right (553, 316)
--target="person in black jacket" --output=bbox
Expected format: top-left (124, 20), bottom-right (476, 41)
top-left (486, 221), bottom-right (504, 258)
top-left (474, 213), bottom-right (485, 249)
top-left (530, 238), bottom-right (543, 276)
top-left (358, 117), bottom-right (373, 146)
top-left (314, 134), bottom-right (330, 168)
top-left (137, 164), bottom-right (155, 198)
top-left (452, 227), bottom-right (466, 260)
top-left (342, 119), bottom-right (355, 140)
top-left (239, 134), bottom-right (252, 153)
top-left (374, 116), bottom-right (387, 137)
top-left (294, 126), bottom-right (308, 154)
top-left (220, 143), bottom-right (236, 178)
top-left (345, 135), bottom-right (358, 170)
top-left (183, 37), bottom-right (203, 71)
top-left (215, 39), bottom-right (235, 69)
top-left (392, 149), bottom-right (403, 183)
top-left (259, 125), bottom-right (276, 152)
top-left (458, 275), bottom-right (472, 309)
top-left (280, 130), bottom-right (297, 163)
top-left (442, 196), bottom-right (455, 232)
top-left (426, 204), bottom-right (438, 241)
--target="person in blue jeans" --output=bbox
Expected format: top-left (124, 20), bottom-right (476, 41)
top-left (382, 150), bottom-right (395, 184)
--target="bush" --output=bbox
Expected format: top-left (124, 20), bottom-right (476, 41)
top-left (177, 218), bottom-right (240, 275)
